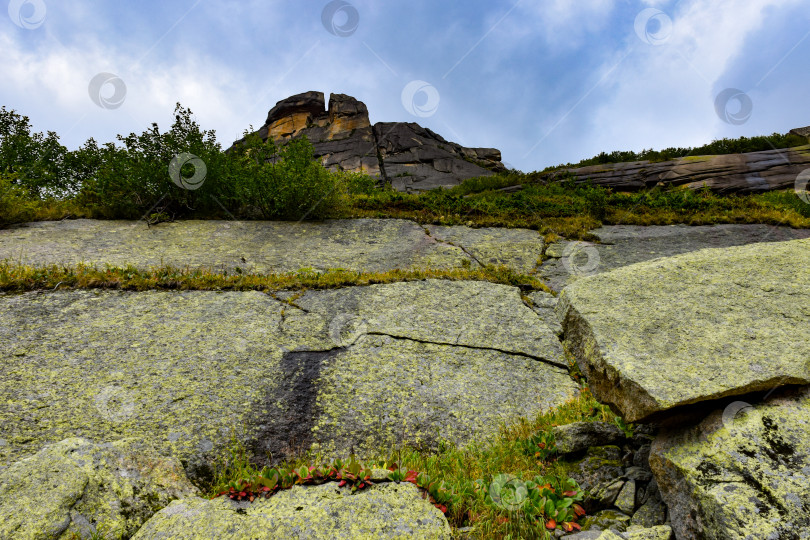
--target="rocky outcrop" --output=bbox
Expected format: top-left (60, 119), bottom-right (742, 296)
top-left (239, 91), bottom-right (505, 191)
top-left (132, 482), bottom-right (451, 539)
top-left (650, 386), bottom-right (810, 539)
top-left (0, 438), bottom-right (197, 540)
top-left (544, 144), bottom-right (810, 194)
top-left (556, 237), bottom-right (810, 423)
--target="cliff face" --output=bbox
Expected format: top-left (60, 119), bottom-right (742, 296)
top-left (243, 91), bottom-right (505, 192)
top-left (547, 141), bottom-right (810, 194)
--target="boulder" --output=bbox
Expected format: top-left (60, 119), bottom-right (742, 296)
top-left (552, 422), bottom-right (626, 455)
top-left (0, 218), bottom-right (542, 275)
top-left (0, 437), bottom-right (197, 540)
top-left (650, 386), bottom-right (810, 539)
top-left (132, 481), bottom-right (451, 539)
top-left (235, 91), bottom-right (506, 191)
top-left (557, 237), bottom-right (810, 422)
top-left (544, 144), bottom-right (810, 194)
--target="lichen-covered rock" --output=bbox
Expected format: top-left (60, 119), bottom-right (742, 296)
top-left (538, 224), bottom-right (810, 293)
top-left (526, 290), bottom-right (563, 337)
top-left (0, 438), bottom-right (197, 540)
top-left (0, 218), bottom-right (548, 276)
top-left (552, 422), bottom-right (626, 455)
top-left (0, 218), bottom-right (473, 274)
top-left (567, 446), bottom-right (624, 493)
top-left (579, 509), bottom-right (632, 532)
top-left (0, 280), bottom-right (574, 478)
top-left (557, 237), bottom-right (810, 422)
top-left (425, 224), bottom-right (544, 274)
top-left (649, 386), bottom-right (810, 540)
top-left (562, 525), bottom-right (672, 540)
top-left (132, 482), bottom-right (451, 539)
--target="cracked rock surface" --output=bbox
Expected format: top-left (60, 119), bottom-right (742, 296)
top-left (557, 237), bottom-right (810, 423)
top-left (0, 280), bottom-right (573, 482)
top-left (0, 218), bottom-right (544, 274)
top-left (650, 386), bottom-right (810, 539)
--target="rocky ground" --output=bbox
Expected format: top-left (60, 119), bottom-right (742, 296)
top-left (0, 218), bottom-right (808, 539)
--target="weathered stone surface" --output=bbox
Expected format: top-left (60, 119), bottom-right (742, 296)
top-left (649, 386), bottom-right (810, 540)
top-left (557, 237), bottom-right (810, 422)
top-left (0, 218), bottom-right (542, 274)
top-left (526, 290), bottom-right (563, 337)
top-left (579, 509), bottom-right (632, 533)
top-left (538, 223), bottom-right (810, 293)
top-left (236, 91), bottom-right (505, 191)
top-left (375, 122), bottom-right (503, 191)
top-left (790, 125), bottom-right (810, 139)
top-left (132, 482), bottom-right (451, 539)
top-left (568, 446), bottom-right (624, 493)
top-left (0, 280), bottom-right (574, 479)
top-left (0, 437), bottom-right (197, 540)
top-left (544, 144), bottom-right (810, 194)
top-left (563, 526), bottom-right (672, 540)
top-left (552, 422), bottom-right (626, 455)
top-left (614, 479), bottom-right (636, 514)
top-left (425, 225), bottom-right (544, 274)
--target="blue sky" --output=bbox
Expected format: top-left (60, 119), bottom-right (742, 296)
top-left (2, 0), bottom-right (809, 172)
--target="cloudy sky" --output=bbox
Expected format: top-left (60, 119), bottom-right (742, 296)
top-left (2, 0), bottom-right (809, 172)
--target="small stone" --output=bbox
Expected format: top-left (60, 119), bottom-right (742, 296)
top-left (580, 509), bottom-right (632, 533)
top-left (552, 422), bottom-right (626, 455)
top-left (595, 479), bottom-right (625, 507)
top-left (614, 479), bottom-right (636, 514)
top-left (631, 499), bottom-right (667, 528)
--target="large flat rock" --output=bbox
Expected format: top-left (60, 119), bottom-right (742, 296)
top-left (0, 280), bottom-right (574, 481)
top-left (557, 237), bottom-right (810, 423)
top-left (539, 224), bottom-right (810, 292)
top-left (0, 218), bottom-right (544, 275)
top-left (650, 386), bottom-right (810, 539)
top-left (133, 482), bottom-right (451, 540)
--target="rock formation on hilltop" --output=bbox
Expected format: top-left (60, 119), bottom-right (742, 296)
top-left (237, 91), bottom-right (506, 191)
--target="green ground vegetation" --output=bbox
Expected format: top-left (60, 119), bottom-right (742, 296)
top-left (206, 385), bottom-right (621, 539)
top-left (2, 104), bottom-right (809, 242)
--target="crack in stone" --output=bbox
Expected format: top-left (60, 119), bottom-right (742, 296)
top-left (421, 227), bottom-right (485, 268)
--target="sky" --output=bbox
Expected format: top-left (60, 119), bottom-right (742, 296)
top-left (2, 0), bottom-right (809, 172)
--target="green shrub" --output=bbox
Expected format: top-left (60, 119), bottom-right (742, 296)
top-left (0, 172), bottom-right (36, 226)
top-left (226, 133), bottom-right (345, 220)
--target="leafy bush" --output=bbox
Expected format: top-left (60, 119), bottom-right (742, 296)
top-left (226, 133), bottom-right (345, 220)
top-left (0, 172), bottom-right (37, 226)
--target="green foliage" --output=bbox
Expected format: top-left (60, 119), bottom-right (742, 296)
top-left (0, 106), bottom-right (70, 198)
top-left (551, 132), bottom-right (808, 170)
top-left (0, 172), bottom-right (37, 225)
top-left (227, 133), bottom-right (344, 220)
